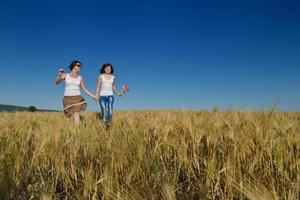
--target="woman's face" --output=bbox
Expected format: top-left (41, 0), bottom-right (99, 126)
top-left (73, 63), bottom-right (82, 72)
top-left (104, 66), bottom-right (111, 74)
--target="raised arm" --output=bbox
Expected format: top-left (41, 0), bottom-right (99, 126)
top-left (55, 69), bottom-right (66, 84)
top-left (80, 77), bottom-right (96, 99)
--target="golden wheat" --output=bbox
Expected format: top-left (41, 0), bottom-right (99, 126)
top-left (0, 110), bottom-right (299, 199)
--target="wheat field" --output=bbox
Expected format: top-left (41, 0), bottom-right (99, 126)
top-left (0, 110), bottom-right (299, 200)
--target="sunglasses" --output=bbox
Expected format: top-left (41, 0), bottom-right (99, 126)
top-left (75, 64), bottom-right (82, 67)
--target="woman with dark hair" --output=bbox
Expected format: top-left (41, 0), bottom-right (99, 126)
top-left (95, 63), bottom-right (128, 129)
top-left (55, 60), bottom-right (96, 125)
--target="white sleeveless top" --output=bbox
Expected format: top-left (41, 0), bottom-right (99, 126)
top-left (64, 74), bottom-right (82, 96)
top-left (100, 74), bottom-right (115, 96)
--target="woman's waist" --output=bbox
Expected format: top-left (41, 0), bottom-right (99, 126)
top-left (64, 90), bottom-right (81, 96)
top-left (99, 90), bottom-right (113, 95)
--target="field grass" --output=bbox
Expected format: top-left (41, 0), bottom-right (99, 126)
top-left (0, 110), bottom-right (299, 199)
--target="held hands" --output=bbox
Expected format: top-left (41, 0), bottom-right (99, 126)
top-left (93, 95), bottom-right (100, 102)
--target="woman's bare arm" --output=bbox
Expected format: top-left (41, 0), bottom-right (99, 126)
top-left (112, 79), bottom-right (122, 96)
top-left (80, 77), bottom-right (96, 98)
top-left (95, 75), bottom-right (102, 100)
top-left (55, 73), bottom-right (66, 84)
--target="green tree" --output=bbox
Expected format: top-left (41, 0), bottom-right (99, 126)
top-left (28, 106), bottom-right (37, 112)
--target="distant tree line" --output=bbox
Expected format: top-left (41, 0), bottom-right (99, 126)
top-left (0, 104), bottom-right (58, 112)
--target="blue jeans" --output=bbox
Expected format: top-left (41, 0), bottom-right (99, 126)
top-left (99, 95), bottom-right (114, 123)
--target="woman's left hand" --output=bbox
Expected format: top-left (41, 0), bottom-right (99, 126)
top-left (122, 85), bottom-right (129, 93)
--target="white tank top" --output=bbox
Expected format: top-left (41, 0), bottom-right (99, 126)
top-left (64, 74), bottom-right (82, 96)
top-left (100, 74), bottom-right (114, 96)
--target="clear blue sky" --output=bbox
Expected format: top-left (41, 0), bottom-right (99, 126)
top-left (0, 0), bottom-right (299, 111)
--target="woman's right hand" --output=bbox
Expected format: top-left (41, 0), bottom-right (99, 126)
top-left (55, 68), bottom-right (66, 84)
top-left (58, 68), bottom-right (64, 74)
top-left (58, 69), bottom-right (66, 79)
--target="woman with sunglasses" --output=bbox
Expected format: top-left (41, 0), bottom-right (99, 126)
top-left (55, 60), bottom-right (96, 125)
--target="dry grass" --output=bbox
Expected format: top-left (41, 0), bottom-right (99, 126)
top-left (0, 110), bottom-right (299, 199)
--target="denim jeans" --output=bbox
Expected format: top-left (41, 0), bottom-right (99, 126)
top-left (99, 95), bottom-right (114, 123)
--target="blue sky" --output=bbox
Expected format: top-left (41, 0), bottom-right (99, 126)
top-left (0, 0), bottom-right (299, 111)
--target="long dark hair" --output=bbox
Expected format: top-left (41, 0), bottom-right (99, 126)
top-left (100, 63), bottom-right (114, 74)
top-left (69, 60), bottom-right (82, 71)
